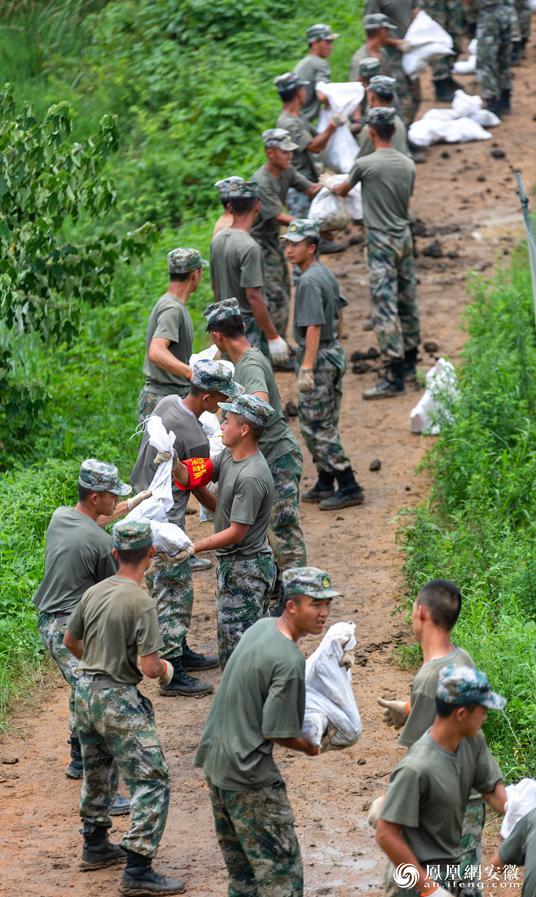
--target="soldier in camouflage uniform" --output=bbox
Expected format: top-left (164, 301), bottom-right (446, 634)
top-left (195, 566), bottom-right (338, 897)
top-left (283, 220), bottom-right (365, 511)
top-left (213, 175), bottom-right (244, 237)
top-left (65, 520), bottom-right (185, 895)
top-left (470, 0), bottom-right (513, 117)
top-left (336, 107), bottom-right (420, 400)
top-left (173, 393), bottom-right (277, 668)
top-left (420, 1), bottom-right (466, 100)
top-left (293, 23), bottom-right (339, 123)
top-left (138, 248), bottom-right (208, 422)
top-left (354, 57), bottom-right (384, 128)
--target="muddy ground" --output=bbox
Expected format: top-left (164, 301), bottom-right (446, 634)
top-left (1, 46), bottom-right (535, 897)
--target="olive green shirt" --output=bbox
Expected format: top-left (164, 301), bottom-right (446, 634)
top-left (499, 808), bottom-right (536, 897)
top-left (293, 261), bottom-right (343, 346)
top-left (349, 44), bottom-right (391, 81)
top-left (195, 617), bottom-right (305, 789)
top-left (347, 148), bottom-right (415, 235)
top-left (380, 731), bottom-right (503, 863)
top-left (142, 293), bottom-right (194, 395)
top-left (210, 228), bottom-right (264, 318)
top-left (293, 53), bottom-right (331, 122)
top-left (358, 115), bottom-right (410, 158)
top-left (67, 576), bottom-right (163, 686)
top-left (212, 448), bottom-right (274, 560)
top-left (364, 0), bottom-right (417, 37)
top-left (251, 164), bottom-right (313, 244)
top-left (33, 508), bottom-right (117, 616)
top-left (276, 110), bottom-right (318, 182)
top-left (234, 348), bottom-right (299, 466)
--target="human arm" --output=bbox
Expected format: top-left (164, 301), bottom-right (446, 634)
top-left (96, 490), bottom-right (152, 527)
top-left (307, 121), bottom-right (337, 153)
top-left (269, 736), bottom-right (320, 756)
top-left (193, 485), bottom-right (218, 512)
top-left (302, 324), bottom-right (321, 370)
top-left (491, 812), bottom-right (529, 876)
top-left (483, 782), bottom-right (507, 815)
top-left (139, 651), bottom-right (173, 680)
top-left (376, 821), bottom-right (443, 893)
top-left (148, 338), bottom-right (192, 381)
top-left (193, 521), bottom-right (251, 555)
top-left (64, 629), bottom-right (84, 660)
top-left (245, 287), bottom-right (279, 341)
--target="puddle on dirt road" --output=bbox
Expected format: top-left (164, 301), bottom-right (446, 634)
top-left (305, 817), bottom-right (383, 896)
top-left (472, 209), bottom-right (526, 241)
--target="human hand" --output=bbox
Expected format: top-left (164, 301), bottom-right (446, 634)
top-left (377, 698), bottom-right (409, 729)
top-left (127, 489), bottom-right (152, 511)
top-left (298, 367), bottom-right (315, 392)
top-left (268, 337), bottom-right (291, 364)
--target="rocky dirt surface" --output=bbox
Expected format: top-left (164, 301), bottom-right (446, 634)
top-left (1, 51), bottom-right (535, 897)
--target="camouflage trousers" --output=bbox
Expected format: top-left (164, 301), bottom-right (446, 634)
top-left (459, 799), bottom-right (485, 895)
top-left (207, 778), bottom-right (303, 897)
top-left (216, 555), bottom-right (277, 669)
top-left (259, 236), bottom-right (291, 338)
top-left (515, 0), bottom-right (532, 41)
top-left (269, 447), bottom-right (307, 573)
top-left (368, 227), bottom-right (420, 362)
top-left (75, 677), bottom-right (170, 858)
top-left (476, 5), bottom-right (512, 99)
top-left (38, 612), bottom-right (81, 734)
top-left (384, 861), bottom-right (461, 897)
top-left (420, 1), bottom-right (465, 80)
top-left (297, 342), bottom-right (352, 476)
top-left (385, 46), bottom-right (421, 128)
top-left (243, 313), bottom-right (270, 360)
top-left (144, 553), bottom-right (193, 659)
top-left (137, 384), bottom-right (189, 423)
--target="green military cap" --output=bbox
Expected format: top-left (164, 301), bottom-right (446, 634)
top-left (218, 393), bottom-right (275, 428)
top-left (283, 566), bottom-right (340, 600)
top-left (274, 72), bottom-right (310, 95)
top-left (227, 180), bottom-right (258, 199)
top-left (79, 459), bottom-right (132, 497)
top-left (368, 75), bottom-right (397, 99)
top-left (204, 297), bottom-right (242, 329)
top-left (167, 247), bottom-right (209, 275)
top-left (262, 128), bottom-right (299, 151)
top-left (367, 106), bottom-right (397, 126)
top-left (214, 176), bottom-right (245, 199)
top-left (358, 57), bottom-right (383, 81)
top-left (190, 359), bottom-right (243, 398)
top-left (307, 23), bottom-right (340, 42)
top-left (437, 665), bottom-right (507, 710)
top-left (364, 13), bottom-right (397, 31)
top-left (112, 519), bottom-right (153, 551)
top-left (282, 218), bottom-right (320, 243)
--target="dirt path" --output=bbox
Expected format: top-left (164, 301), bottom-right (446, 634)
top-left (2, 53), bottom-right (536, 897)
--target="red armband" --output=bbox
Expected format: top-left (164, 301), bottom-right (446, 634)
top-left (174, 457), bottom-right (214, 491)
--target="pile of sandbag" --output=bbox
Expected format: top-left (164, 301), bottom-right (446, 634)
top-left (402, 11), bottom-right (454, 78)
top-left (309, 174), bottom-right (362, 231)
top-left (316, 81), bottom-right (364, 173)
top-left (408, 89), bottom-right (499, 147)
top-left (501, 779), bottom-right (536, 838)
top-left (453, 38), bottom-right (477, 75)
top-left (410, 358), bottom-right (458, 435)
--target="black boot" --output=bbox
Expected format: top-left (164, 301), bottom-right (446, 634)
top-left (302, 471), bottom-right (335, 503)
top-left (319, 469), bottom-right (365, 511)
top-left (404, 347), bottom-right (419, 382)
top-left (363, 360), bottom-right (405, 400)
top-left (511, 40), bottom-right (523, 66)
top-left (65, 735), bottom-right (83, 779)
top-left (483, 97), bottom-right (502, 118)
top-left (81, 824), bottom-right (126, 871)
top-left (499, 89), bottom-right (511, 114)
top-left (121, 850), bottom-right (186, 896)
top-left (182, 639), bottom-right (219, 671)
top-left (407, 140), bottom-right (427, 165)
top-left (433, 77), bottom-right (460, 103)
top-left (159, 656), bottom-right (213, 697)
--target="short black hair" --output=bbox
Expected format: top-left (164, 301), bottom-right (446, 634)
top-left (305, 236), bottom-right (320, 249)
top-left (369, 121), bottom-right (395, 141)
top-left (416, 579), bottom-right (462, 631)
top-left (370, 89), bottom-right (394, 102)
top-left (235, 414), bottom-right (263, 441)
top-left (278, 86), bottom-right (299, 102)
top-left (208, 316), bottom-right (245, 338)
top-left (230, 196), bottom-right (258, 215)
top-left (78, 483), bottom-right (95, 502)
top-left (169, 271), bottom-right (194, 283)
top-left (116, 546), bottom-right (152, 564)
top-left (189, 384), bottom-right (205, 398)
top-left (365, 27), bottom-right (381, 38)
top-left (283, 592), bottom-right (303, 608)
top-left (435, 698), bottom-right (480, 718)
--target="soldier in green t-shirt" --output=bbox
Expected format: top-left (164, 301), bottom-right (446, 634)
top-left (138, 248), bottom-right (208, 422)
top-left (376, 666), bottom-right (507, 897)
top-left (358, 76), bottom-right (410, 158)
top-left (293, 23), bottom-right (339, 123)
top-left (349, 14), bottom-right (394, 81)
top-left (492, 808), bottom-right (536, 897)
top-left (65, 520), bottom-right (185, 895)
top-left (195, 566), bottom-right (338, 897)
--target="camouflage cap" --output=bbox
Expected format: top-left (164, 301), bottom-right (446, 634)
top-left (226, 180), bottom-right (258, 199)
top-left (190, 358), bottom-right (243, 398)
top-left (218, 393), bottom-right (275, 428)
top-left (368, 75), bottom-right (397, 99)
top-left (367, 106), bottom-right (397, 126)
top-left (79, 459), bottom-right (132, 497)
top-left (262, 128), bottom-right (299, 152)
top-left (307, 23), bottom-right (340, 42)
top-left (112, 519), bottom-right (153, 551)
top-left (167, 248), bottom-right (209, 275)
top-left (214, 176), bottom-right (245, 199)
top-left (358, 57), bottom-right (383, 80)
top-left (364, 13), bottom-right (397, 31)
top-left (437, 665), bottom-right (507, 710)
top-left (282, 218), bottom-right (321, 243)
top-left (204, 297), bottom-right (242, 330)
top-left (283, 566), bottom-right (340, 600)
top-left (274, 72), bottom-right (310, 95)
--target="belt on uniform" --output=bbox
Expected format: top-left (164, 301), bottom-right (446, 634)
top-left (80, 673), bottom-right (125, 690)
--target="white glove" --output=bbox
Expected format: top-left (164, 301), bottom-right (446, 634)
top-left (397, 38), bottom-right (412, 53)
top-left (339, 648), bottom-right (354, 669)
top-left (332, 111), bottom-right (348, 127)
top-left (154, 450), bottom-right (171, 465)
top-left (158, 659), bottom-right (174, 687)
top-left (268, 337), bottom-right (291, 364)
top-left (377, 698), bottom-right (409, 729)
top-left (126, 489), bottom-right (152, 511)
top-left (367, 795), bottom-right (385, 829)
top-left (298, 367), bottom-right (315, 393)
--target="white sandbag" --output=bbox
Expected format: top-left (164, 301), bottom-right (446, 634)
top-left (148, 519), bottom-right (192, 555)
top-left (309, 175), bottom-right (362, 230)
top-left (453, 55), bottom-right (476, 75)
top-left (126, 416), bottom-right (176, 521)
top-left (189, 344), bottom-right (218, 366)
top-left (468, 39), bottom-right (477, 56)
top-left (301, 622), bottom-right (362, 750)
top-left (317, 81), bottom-right (364, 173)
top-left (452, 90), bottom-right (500, 127)
top-left (501, 779), bottom-right (536, 839)
top-left (408, 114), bottom-right (492, 147)
top-left (530, 0), bottom-right (536, 11)
top-left (410, 358), bottom-right (458, 435)
top-left (402, 11), bottom-right (454, 78)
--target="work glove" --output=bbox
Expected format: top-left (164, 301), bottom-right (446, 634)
top-left (339, 648), bottom-right (355, 669)
top-left (154, 448), bottom-right (178, 466)
top-left (155, 547), bottom-right (193, 567)
top-left (367, 795), bottom-right (385, 829)
top-left (420, 886), bottom-right (451, 897)
top-left (158, 659), bottom-right (174, 687)
top-left (268, 336), bottom-right (291, 364)
top-left (298, 367), bottom-right (315, 393)
top-left (377, 698), bottom-right (409, 729)
top-left (397, 38), bottom-right (412, 53)
top-left (126, 489), bottom-right (152, 511)
top-left (332, 111), bottom-right (348, 127)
